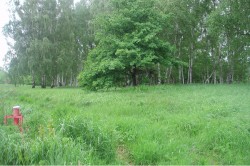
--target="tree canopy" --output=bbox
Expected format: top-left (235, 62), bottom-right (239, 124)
top-left (78, 0), bottom-right (173, 90)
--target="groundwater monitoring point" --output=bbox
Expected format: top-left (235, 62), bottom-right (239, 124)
top-left (4, 106), bottom-right (23, 132)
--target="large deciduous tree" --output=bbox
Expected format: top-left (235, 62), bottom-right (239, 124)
top-left (78, 0), bottom-right (173, 90)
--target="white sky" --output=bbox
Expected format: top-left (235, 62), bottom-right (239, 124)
top-left (0, 0), bottom-right (10, 68)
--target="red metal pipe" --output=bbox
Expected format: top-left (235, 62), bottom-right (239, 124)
top-left (4, 106), bottom-right (23, 132)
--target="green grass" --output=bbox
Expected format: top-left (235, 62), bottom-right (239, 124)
top-left (0, 84), bottom-right (250, 164)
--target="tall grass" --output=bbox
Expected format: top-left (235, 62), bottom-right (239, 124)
top-left (0, 84), bottom-right (250, 164)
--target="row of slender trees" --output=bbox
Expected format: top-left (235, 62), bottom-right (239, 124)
top-left (3, 0), bottom-right (250, 89)
top-left (4, 0), bottom-right (92, 87)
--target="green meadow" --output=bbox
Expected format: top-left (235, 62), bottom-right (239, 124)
top-left (0, 84), bottom-right (250, 165)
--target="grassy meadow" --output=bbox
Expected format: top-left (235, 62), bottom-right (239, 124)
top-left (0, 84), bottom-right (250, 165)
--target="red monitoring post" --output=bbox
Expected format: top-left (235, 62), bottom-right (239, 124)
top-left (4, 106), bottom-right (23, 132)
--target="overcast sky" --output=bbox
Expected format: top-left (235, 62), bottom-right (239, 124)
top-left (0, 0), bottom-right (10, 68)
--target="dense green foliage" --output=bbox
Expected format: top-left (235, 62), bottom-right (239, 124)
top-left (0, 84), bottom-right (250, 164)
top-left (3, 0), bottom-right (249, 89)
top-left (79, 0), bottom-right (173, 90)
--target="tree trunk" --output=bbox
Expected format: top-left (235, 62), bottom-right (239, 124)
top-left (188, 50), bottom-right (193, 84)
top-left (61, 74), bottom-right (63, 86)
top-left (165, 67), bottom-right (173, 84)
top-left (41, 75), bottom-right (46, 88)
top-left (219, 44), bottom-right (223, 84)
top-left (188, 29), bottom-right (194, 84)
top-left (70, 71), bottom-right (73, 87)
top-left (51, 77), bottom-right (55, 88)
top-left (178, 35), bottom-right (183, 84)
top-left (32, 70), bottom-right (35, 88)
top-left (212, 47), bottom-right (217, 84)
top-left (157, 63), bottom-right (161, 85)
top-left (179, 66), bottom-right (185, 84)
top-left (226, 38), bottom-right (234, 84)
top-left (178, 66), bottom-right (182, 84)
top-left (131, 66), bottom-right (137, 86)
top-left (181, 66), bottom-right (185, 84)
